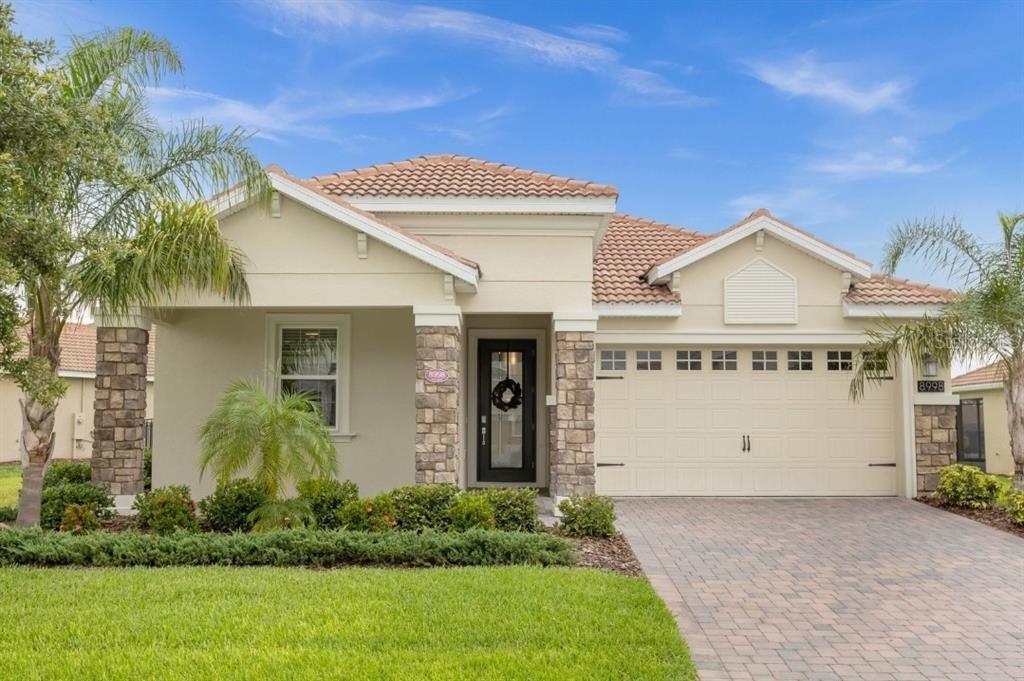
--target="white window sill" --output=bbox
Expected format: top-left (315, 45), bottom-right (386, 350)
top-left (330, 432), bottom-right (358, 443)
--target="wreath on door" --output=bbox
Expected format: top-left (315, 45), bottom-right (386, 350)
top-left (489, 348), bottom-right (524, 412)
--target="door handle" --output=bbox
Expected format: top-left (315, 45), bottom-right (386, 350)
top-left (481, 426), bottom-right (487, 446)
top-left (741, 435), bottom-right (747, 452)
top-left (747, 435), bottom-right (752, 452)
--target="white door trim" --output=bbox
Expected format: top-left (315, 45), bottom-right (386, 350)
top-left (466, 328), bottom-right (547, 488)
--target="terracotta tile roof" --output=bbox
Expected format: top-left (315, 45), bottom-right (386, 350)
top-left (311, 154), bottom-right (618, 199)
top-left (14, 323), bottom-right (155, 376)
top-left (593, 213), bottom-right (707, 304)
top-left (952, 361), bottom-right (1007, 387)
top-left (266, 165), bottom-right (481, 275)
top-left (844, 275), bottom-right (956, 305)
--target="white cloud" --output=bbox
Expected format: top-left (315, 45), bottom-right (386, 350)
top-left (420, 104), bottom-right (514, 143)
top-left (562, 23), bottom-right (629, 44)
top-left (146, 84), bottom-right (469, 143)
top-left (257, 0), bottom-right (708, 106)
top-left (728, 187), bottom-right (848, 225)
top-left (808, 150), bottom-right (945, 178)
top-left (746, 52), bottom-right (907, 113)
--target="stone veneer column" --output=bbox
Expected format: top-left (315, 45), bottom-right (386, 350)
top-left (551, 314), bottom-right (597, 500)
top-left (914, 404), bottom-right (957, 494)
top-left (92, 311), bottom-right (150, 496)
top-left (414, 307), bottom-right (462, 485)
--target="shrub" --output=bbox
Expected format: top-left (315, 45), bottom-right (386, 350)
top-left (558, 495), bottom-right (616, 538)
top-left (248, 498), bottom-right (315, 531)
top-left (40, 483), bottom-right (112, 531)
top-left (133, 486), bottom-right (198, 535)
top-left (199, 478), bottom-right (270, 533)
top-left (297, 479), bottom-right (359, 529)
top-left (0, 528), bottom-right (576, 568)
top-left (59, 503), bottom-right (102, 534)
top-left (449, 493), bottom-right (496, 531)
top-left (390, 484), bottom-right (460, 530)
top-left (0, 506), bottom-right (16, 523)
top-left (43, 460), bottom-right (91, 488)
top-left (935, 464), bottom-right (1002, 509)
top-left (198, 479), bottom-right (268, 533)
top-left (475, 487), bottom-right (539, 532)
top-left (336, 495), bottom-right (398, 532)
top-left (1006, 490), bottom-right (1024, 526)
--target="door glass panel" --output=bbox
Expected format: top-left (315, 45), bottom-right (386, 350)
top-left (490, 350), bottom-right (524, 469)
top-left (959, 400), bottom-right (983, 462)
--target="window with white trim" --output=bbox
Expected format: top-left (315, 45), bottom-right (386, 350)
top-left (636, 350), bottom-right (662, 371)
top-left (676, 350), bottom-right (702, 371)
top-left (711, 350), bottom-right (737, 371)
top-left (787, 350), bottom-right (813, 371)
top-left (268, 314), bottom-right (351, 433)
top-left (752, 350), bottom-right (778, 371)
top-left (827, 350), bottom-right (853, 371)
top-left (600, 349), bottom-right (626, 371)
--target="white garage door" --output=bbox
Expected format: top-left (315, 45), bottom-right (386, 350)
top-left (596, 347), bottom-right (898, 496)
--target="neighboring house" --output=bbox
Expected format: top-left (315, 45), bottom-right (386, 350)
top-left (952, 362), bottom-right (1012, 476)
top-left (0, 324), bottom-right (155, 464)
top-left (90, 155), bottom-right (959, 501)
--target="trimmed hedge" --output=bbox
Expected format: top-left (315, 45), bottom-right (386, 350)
top-left (199, 479), bottom-right (270, 533)
top-left (40, 483), bottom-right (112, 531)
top-left (558, 495), bottom-right (617, 538)
top-left (935, 464), bottom-right (1002, 509)
top-left (43, 461), bottom-right (92, 488)
top-left (0, 528), bottom-right (576, 568)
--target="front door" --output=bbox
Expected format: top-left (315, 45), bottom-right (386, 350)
top-left (957, 398), bottom-right (986, 470)
top-left (477, 339), bottom-right (536, 482)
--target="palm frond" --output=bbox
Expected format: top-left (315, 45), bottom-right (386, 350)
top-left (247, 498), bottom-right (315, 532)
top-left (62, 27), bottom-right (180, 102)
top-left (849, 315), bottom-right (961, 401)
top-left (881, 215), bottom-right (987, 282)
top-left (70, 201), bottom-right (249, 313)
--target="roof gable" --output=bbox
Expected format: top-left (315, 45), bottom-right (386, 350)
top-left (312, 154), bottom-right (618, 199)
top-left (952, 361), bottom-right (1007, 388)
top-left (646, 209), bottom-right (872, 284)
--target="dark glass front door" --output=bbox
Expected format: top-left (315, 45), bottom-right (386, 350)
top-left (477, 339), bottom-right (536, 482)
top-left (957, 398), bottom-right (986, 469)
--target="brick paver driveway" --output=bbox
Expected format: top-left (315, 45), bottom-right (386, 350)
top-left (617, 498), bottom-right (1023, 681)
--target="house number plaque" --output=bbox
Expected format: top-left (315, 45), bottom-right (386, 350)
top-left (425, 368), bottom-right (450, 384)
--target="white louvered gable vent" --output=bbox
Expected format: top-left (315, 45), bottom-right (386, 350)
top-left (723, 258), bottom-right (797, 324)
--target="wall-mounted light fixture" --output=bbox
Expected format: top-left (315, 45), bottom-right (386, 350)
top-left (922, 354), bottom-right (939, 378)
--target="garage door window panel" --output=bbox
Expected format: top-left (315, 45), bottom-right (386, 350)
top-left (711, 350), bottom-right (737, 371)
top-left (676, 350), bottom-right (702, 371)
top-left (827, 350), bottom-right (853, 371)
top-left (752, 350), bottom-right (778, 371)
top-left (636, 350), bottom-right (662, 371)
top-left (600, 349), bottom-right (626, 371)
top-left (787, 350), bottom-right (813, 371)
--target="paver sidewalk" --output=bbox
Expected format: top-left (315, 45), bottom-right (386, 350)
top-left (617, 497), bottom-right (1024, 681)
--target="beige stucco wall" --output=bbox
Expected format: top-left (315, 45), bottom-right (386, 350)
top-left (152, 308), bottom-right (415, 498)
top-left (956, 386), bottom-right (1012, 476)
top-left (0, 376), bottom-right (154, 463)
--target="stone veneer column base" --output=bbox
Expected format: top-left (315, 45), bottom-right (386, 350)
top-left (415, 325), bottom-right (461, 485)
top-left (551, 331), bottom-right (595, 499)
top-left (92, 326), bottom-right (149, 496)
top-left (915, 404), bottom-right (957, 494)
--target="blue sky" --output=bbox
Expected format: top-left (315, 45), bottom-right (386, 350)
top-left (13, 0), bottom-right (1024, 284)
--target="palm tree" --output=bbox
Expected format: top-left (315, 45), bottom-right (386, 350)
top-left (11, 25), bottom-right (269, 526)
top-left (851, 213), bottom-right (1024, 489)
top-left (199, 379), bottom-right (336, 503)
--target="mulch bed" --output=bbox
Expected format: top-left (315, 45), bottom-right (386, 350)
top-left (916, 496), bottom-right (1024, 539)
top-left (569, 532), bottom-right (645, 577)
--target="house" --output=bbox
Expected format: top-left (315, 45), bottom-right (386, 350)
top-left (952, 362), bottom-right (1012, 475)
top-left (90, 155), bottom-right (960, 501)
top-left (1, 324), bottom-right (154, 463)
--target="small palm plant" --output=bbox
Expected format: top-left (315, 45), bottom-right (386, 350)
top-left (850, 213), bottom-right (1023, 488)
top-left (199, 379), bottom-right (336, 529)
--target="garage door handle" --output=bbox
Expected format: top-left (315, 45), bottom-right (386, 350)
top-left (868, 463), bottom-right (896, 467)
top-left (596, 376), bottom-right (624, 380)
top-left (596, 462), bottom-right (625, 467)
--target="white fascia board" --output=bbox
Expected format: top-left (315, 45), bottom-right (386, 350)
top-left (413, 305), bottom-right (462, 327)
top-left (843, 302), bottom-right (946, 318)
top-left (552, 312), bottom-right (599, 333)
top-left (952, 381), bottom-right (1004, 393)
top-left (346, 195), bottom-right (617, 215)
top-left (593, 303), bottom-right (682, 318)
top-left (647, 216), bottom-right (872, 284)
top-left (268, 174), bottom-right (478, 288)
top-left (209, 184), bottom-right (253, 219)
top-left (595, 331), bottom-right (870, 345)
top-left (58, 370), bottom-right (155, 382)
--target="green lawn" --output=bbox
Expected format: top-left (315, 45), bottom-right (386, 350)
top-left (0, 465), bottom-right (20, 506)
top-left (0, 566), bottom-right (694, 680)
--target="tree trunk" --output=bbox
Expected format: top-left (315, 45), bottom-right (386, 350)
top-left (1008, 366), bottom-right (1024, 491)
top-left (15, 397), bottom-right (56, 527)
